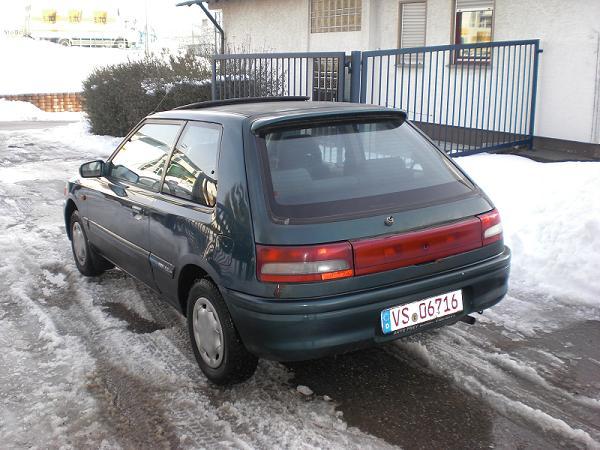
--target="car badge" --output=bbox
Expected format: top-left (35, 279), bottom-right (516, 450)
top-left (384, 216), bottom-right (394, 226)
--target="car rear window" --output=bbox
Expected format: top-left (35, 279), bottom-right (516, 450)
top-left (257, 119), bottom-right (475, 223)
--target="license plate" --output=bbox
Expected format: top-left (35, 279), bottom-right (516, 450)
top-left (381, 289), bottom-right (463, 334)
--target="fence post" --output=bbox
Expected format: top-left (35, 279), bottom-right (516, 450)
top-left (528, 40), bottom-right (542, 149)
top-left (337, 55), bottom-right (346, 102)
top-left (359, 52), bottom-right (369, 104)
top-left (349, 51), bottom-right (362, 103)
top-left (211, 58), bottom-right (218, 100)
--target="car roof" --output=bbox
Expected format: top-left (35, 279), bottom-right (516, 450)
top-left (149, 100), bottom-right (394, 123)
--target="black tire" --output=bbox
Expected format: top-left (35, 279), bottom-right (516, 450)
top-left (70, 210), bottom-right (112, 276)
top-left (187, 279), bottom-right (258, 385)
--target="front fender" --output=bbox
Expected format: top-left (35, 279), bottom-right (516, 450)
top-left (64, 184), bottom-right (81, 239)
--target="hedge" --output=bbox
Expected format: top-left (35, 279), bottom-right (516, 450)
top-left (82, 51), bottom-right (212, 137)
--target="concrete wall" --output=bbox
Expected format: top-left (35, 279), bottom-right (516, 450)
top-left (218, 0), bottom-right (310, 52)
top-left (218, 0), bottom-right (401, 52)
top-left (493, 0), bottom-right (600, 144)
top-left (212, 0), bottom-right (600, 144)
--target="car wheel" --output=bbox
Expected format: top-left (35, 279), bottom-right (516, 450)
top-left (70, 210), bottom-right (112, 276)
top-left (59, 39), bottom-right (71, 47)
top-left (115, 39), bottom-right (127, 49)
top-left (187, 279), bottom-right (258, 385)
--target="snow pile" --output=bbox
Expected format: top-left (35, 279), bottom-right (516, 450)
top-left (0, 99), bottom-right (82, 121)
top-left (456, 153), bottom-right (600, 307)
top-left (0, 99), bottom-right (44, 121)
top-left (0, 37), bottom-right (143, 95)
top-left (296, 385), bottom-right (314, 396)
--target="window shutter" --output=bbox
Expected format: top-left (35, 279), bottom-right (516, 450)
top-left (400, 2), bottom-right (426, 49)
top-left (456, 0), bottom-right (494, 12)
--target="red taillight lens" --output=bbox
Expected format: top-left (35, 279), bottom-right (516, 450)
top-left (351, 218), bottom-right (483, 276)
top-left (256, 242), bottom-right (354, 283)
top-left (478, 209), bottom-right (503, 245)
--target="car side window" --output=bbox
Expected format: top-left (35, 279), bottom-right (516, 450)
top-left (161, 122), bottom-right (221, 207)
top-left (110, 122), bottom-right (181, 191)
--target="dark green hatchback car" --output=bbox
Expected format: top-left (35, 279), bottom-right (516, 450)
top-left (65, 97), bottom-right (510, 385)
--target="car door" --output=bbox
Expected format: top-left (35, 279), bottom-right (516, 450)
top-left (148, 121), bottom-right (223, 302)
top-left (84, 120), bottom-right (183, 287)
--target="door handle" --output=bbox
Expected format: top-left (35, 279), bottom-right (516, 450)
top-left (131, 205), bottom-right (144, 219)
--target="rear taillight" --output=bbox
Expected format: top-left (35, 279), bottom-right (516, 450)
top-left (478, 209), bottom-right (503, 245)
top-left (351, 218), bottom-right (483, 276)
top-left (256, 242), bottom-right (354, 283)
top-left (257, 210), bottom-right (503, 283)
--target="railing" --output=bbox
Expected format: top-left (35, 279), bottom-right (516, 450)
top-left (211, 51), bottom-right (346, 102)
top-left (211, 40), bottom-right (541, 156)
top-left (358, 40), bottom-right (541, 155)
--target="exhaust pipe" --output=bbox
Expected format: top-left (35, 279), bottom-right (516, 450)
top-left (460, 315), bottom-right (476, 325)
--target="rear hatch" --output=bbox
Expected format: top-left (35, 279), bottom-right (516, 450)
top-left (245, 110), bottom-right (502, 297)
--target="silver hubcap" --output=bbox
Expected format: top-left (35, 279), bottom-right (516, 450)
top-left (72, 222), bottom-right (87, 266)
top-left (192, 297), bottom-right (224, 368)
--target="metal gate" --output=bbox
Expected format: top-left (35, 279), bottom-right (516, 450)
top-left (211, 40), bottom-right (541, 156)
top-left (211, 51), bottom-right (346, 102)
top-left (358, 40), bottom-right (541, 155)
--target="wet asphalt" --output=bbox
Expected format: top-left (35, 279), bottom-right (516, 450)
top-left (0, 120), bottom-right (76, 131)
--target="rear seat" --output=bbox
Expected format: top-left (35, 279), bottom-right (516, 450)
top-left (271, 169), bottom-right (359, 204)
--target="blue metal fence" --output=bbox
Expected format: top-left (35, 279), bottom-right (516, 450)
top-left (211, 40), bottom-right (541, 156)
top-left (357, 40), bottom-right (541, 155)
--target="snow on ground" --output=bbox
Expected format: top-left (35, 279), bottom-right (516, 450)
top-left (0, 37), bottom-right (143, 95)
top-left (388, 155), bottom-right (600, 448)
top-left (0, 108), bottom-right (599, 448)
top-left (0, 117), bottom-right (390, 449)
top-left (457, 154), bottom-right (600, 309)
top-left (456, 154), bottom-right (600, 336)
top-left (0, 99), bottom-right (83, 121)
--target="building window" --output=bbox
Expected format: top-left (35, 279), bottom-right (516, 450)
top-left (42, 10), bottom-right (57, 24)
top-left (399, 2), bottom-right (426, 49)
top-left (311, 0), bottom-right (362, 33)
top-left (454, 0), bottom-right (493, 60)
top-left (94, 11), bottom-right (108, 24)
top-left (312, 58), bottom-right (339, 101)
top-left (68, 10), bottom-right (82, 23)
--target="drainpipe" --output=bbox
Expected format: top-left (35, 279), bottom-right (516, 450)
top-left (592, 30), bottom-right (600, 144)
top-left (176, 0), bottom-right (225, 54)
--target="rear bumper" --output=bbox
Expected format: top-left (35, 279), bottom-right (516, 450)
top-left (224, 247), bottom-right (510, 361)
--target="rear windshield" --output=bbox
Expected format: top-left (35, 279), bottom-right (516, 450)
top-left (257, 119), bottom-right (474, 223)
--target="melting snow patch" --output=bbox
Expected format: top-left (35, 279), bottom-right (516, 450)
top-left (459, 375), bottom-right (599, 449)
top-left (297, 385), bottom-right (314, 396)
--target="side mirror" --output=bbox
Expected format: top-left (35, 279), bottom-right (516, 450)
top-left (79, 160), bottom-right (105, 178)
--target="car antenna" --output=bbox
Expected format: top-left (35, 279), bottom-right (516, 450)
top-left (151, 89), bottom-right (171, 114)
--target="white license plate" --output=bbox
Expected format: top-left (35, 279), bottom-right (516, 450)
top-left (381, 289), bottom-right (463, 334)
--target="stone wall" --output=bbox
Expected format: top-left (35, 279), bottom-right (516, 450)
top-left (0, 92), bottom-right (83, 112)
